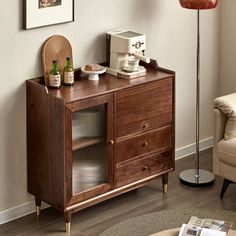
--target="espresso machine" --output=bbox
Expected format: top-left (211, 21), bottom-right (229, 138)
top-left (106, 30), bottom-right (150, 79)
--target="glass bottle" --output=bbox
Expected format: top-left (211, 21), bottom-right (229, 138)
top-left (49, 60), bottom-right (61, 88)
top-left (63, 57), bottom-right (74, 86)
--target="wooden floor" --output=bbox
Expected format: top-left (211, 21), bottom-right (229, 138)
top-left (1, 148), bottom-right (236, 236)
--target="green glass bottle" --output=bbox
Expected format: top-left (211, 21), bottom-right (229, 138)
top-left (49, 60), bottom-right (61, 88)
top-left (63, 57), bottom-right (74, 86)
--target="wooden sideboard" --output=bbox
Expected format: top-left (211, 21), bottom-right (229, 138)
top-left (26, 62), bottom-right (175, 232)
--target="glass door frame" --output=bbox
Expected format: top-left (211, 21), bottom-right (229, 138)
top-left (65, 93), bottom-right (114, 206)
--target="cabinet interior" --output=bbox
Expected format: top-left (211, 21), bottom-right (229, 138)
top-left (72, 104), bottom-right (107, 194)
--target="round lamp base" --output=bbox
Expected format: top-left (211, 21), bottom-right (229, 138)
top-left (180, 169), bottom-right (215, 187)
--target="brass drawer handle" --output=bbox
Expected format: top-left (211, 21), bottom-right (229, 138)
top-left (142, 166), bottom-right (148, 171)
top-left (109, 140), bottom-right (115, 145)
top-left (142, 124), bottom-right (148, 130)
top-left (142, 142), bottom-right (148, 147)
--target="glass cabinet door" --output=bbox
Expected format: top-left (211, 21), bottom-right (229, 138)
top-left (65, 94), bottom-right (114, 204)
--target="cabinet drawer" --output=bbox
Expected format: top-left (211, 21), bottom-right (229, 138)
top-left (116, 151), bottom-right (172, 187)
top-left (116, 125), bottom-right (172, 163)
top-left (116, 78), bottom-right (173, 138)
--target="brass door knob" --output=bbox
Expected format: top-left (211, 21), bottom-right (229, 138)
top-left (109, 140), bottom-right (115, 145)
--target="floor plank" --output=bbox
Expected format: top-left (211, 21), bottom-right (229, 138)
top-left (0, 148), bottom-right (236, 235)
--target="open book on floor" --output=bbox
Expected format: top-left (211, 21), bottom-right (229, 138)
top-left (179, 216), bottom-right (233, 236)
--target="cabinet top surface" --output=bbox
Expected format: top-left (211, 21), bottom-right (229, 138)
top-left (28, 67), bottom-right (174, 103)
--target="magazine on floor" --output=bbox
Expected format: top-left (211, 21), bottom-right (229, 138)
top-left (178, 216), bottom-right (233, 236)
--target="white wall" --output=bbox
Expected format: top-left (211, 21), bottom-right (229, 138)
top-left (0, 0), bottom-right (219, 217)
top-left (219, 0), bottom-right (236, 95)
top-left (145, 0), bottom-right (219, 148)
top-left (0, 0), bottom-right (147, 213)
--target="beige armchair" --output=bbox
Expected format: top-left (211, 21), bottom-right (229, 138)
top-left (213, 108), bottom-right (236, 198)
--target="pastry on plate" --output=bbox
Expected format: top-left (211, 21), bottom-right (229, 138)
top-left (84, 64), bottom-right (104, 71)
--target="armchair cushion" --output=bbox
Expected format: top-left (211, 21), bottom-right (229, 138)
top-left (214, 93), bottom-right (236, 140)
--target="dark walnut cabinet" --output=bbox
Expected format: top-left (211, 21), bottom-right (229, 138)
top-left (26, 62), bottom-right (175, 233)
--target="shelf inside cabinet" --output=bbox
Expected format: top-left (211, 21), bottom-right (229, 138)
top-left (72, 137), bottom-right (104, 151)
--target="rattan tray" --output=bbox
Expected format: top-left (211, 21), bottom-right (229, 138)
top-left (42, 35), bottom-right (73, 86)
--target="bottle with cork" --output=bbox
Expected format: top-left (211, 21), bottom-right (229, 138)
top-left (63, 57), bottom-right (74, 86)
top-left (48, 60), bottom-right (61, 88)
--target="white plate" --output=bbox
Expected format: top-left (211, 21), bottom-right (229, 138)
top-left (122, 66), bottom-right (142, 73)
top-left (81, 66), bottom-right (106, 81)
top-left (81, 66), bottom-right (106, 74)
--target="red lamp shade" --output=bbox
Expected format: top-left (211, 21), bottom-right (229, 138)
top-left (179, 0), bottom-right (219, 10)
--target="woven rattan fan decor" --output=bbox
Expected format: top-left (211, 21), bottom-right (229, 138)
top-left (42, 35), bottom-right (73, 86)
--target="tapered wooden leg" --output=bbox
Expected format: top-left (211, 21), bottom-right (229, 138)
top-left (64, 211), bottom-right (72, 233)
top-left (162, 173), bottom-right (168, 194)
top-left (35, 198), bottom-right (41, 216)
top-left (220, 179), bottom-right (233, 199)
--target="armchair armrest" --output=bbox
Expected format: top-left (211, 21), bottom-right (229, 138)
top-left (213, 108), bottom-right (227, 175)
top-left (214, 108), bottom-right (227, 144)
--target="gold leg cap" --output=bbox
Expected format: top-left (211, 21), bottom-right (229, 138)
top-left (65, 222), bottom-right (71, 233)
top-left (36, 206), bottom-right (41, 216)
top-left (163, 184), bottom-right (168, 194)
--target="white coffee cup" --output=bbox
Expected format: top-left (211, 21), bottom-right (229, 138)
top-left (127, 56), bottom-right (140, 71)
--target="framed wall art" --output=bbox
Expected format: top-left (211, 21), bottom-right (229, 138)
top-left (23, 0), bottom-right (74, 30)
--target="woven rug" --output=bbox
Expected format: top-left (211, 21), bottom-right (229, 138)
top-left (99, 208), bottom-right (236, 236)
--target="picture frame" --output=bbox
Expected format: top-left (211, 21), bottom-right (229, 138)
top-left (23, 0), bottom-right (74, 30)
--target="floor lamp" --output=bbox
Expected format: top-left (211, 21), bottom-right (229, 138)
top-left (179, 0), bottom-right (219, 186)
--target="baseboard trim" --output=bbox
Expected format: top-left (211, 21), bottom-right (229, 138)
top-left (0, 201), bottom-right (48, 225)
top-left (0, 137), bottom-right (213, 225)
top-left (175, 137), bottom-right (213, 160)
